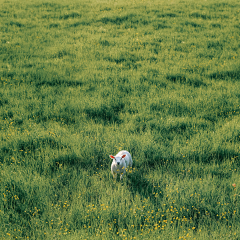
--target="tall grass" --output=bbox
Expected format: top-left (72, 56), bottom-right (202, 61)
top-left (0, 0), bottom-right (240, 239)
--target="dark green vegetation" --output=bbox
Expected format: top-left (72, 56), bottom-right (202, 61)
top-left (1, 0), bottom-right (240, 239)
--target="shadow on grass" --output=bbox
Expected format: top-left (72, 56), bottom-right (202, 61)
top-left (166, 73), bottom-right (207, 87)
top-left (51, 153), bottom-right (90, 172)
top-left (84, 102), bottom-right (125, 124)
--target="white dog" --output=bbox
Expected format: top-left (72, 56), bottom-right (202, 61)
top-left (109, 150), bottom-right (133, 180)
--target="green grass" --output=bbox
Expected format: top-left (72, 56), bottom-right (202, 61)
top-left (0, 0), bottom-right (240, 239)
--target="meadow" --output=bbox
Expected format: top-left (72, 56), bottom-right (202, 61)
top-left (0, 0), bottom-right (240, 239)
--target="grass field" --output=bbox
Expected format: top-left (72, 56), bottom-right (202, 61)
top-left (1, 0), bottom-right (240, 239)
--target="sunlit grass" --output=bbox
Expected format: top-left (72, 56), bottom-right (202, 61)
top-left (1, 0), bottom-right (240, 239)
